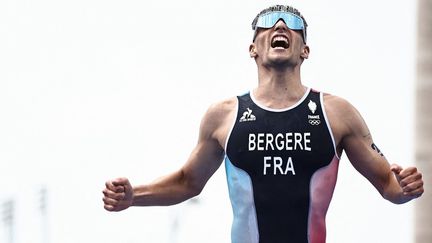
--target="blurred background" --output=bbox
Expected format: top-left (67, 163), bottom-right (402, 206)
top-left (0, 0), bottom-right (430, 242)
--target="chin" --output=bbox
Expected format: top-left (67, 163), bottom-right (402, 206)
top-left (267, 56), bottom-right (295, 67)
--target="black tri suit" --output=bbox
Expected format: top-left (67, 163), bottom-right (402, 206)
top-left (224, 88), bottom-right (340, 243)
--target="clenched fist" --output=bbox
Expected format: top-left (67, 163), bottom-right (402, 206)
top-left (391, 164), bottom-right (424, 200)
top-left (103, 177), bottom-right (134, 212)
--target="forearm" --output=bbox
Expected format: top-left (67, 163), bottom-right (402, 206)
top-left (131, 170), bottom-right (201, 207)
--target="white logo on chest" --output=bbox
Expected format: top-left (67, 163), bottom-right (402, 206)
top-left (239, 108), bottom-right (256, 122)
top-left (307, 100), bottom-right (321, 125)
top-left (308, 100), bottom-right (317, 114)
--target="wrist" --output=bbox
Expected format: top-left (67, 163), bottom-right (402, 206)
top-left (383, 188), bottom-right (412, 204)
top-left (131, 185), bottom-right (148, 206)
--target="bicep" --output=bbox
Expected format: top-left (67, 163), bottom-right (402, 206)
top-left (180, 137), bottom-right (225, 193)
top-left (179, 104), bottom-right (230, 194)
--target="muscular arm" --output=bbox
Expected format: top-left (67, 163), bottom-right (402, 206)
top-left (103, 99), bottom-right (236, 211)
top-left (131, 121), bottom-right (225, 206)
top-left (325, 95), bottom-right (423, 204)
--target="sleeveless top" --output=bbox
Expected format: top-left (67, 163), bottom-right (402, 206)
top-left (224, 88), bottom-right (340, 243)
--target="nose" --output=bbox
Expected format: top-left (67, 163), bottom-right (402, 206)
top-left (273, 19), bottom-right (288, 31)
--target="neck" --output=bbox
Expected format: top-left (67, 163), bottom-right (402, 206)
top-left (253, 64), bottom-right (307, 109)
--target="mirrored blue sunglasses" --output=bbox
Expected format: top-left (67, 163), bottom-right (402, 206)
top-left (252, 11), bottom-right (307, 43)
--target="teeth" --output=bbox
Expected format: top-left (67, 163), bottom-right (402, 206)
top-left (271, 36), bottom-right (289, 49)
top-left (273, 36), bottom-right (288, 42)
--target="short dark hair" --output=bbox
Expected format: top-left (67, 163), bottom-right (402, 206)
top-left (251, 5), bottom-right (308, 42)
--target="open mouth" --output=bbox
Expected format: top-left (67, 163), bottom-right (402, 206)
top-left (271, 36), bottom-right (289, 49)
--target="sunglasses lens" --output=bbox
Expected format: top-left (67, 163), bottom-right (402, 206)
top-left (255, 12), bottom-right (304, 30)
top-left (253, 11), bottom-right (306, 43)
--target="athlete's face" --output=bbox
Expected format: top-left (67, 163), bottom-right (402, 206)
top-left (250, 20), bottom-right (309, 68)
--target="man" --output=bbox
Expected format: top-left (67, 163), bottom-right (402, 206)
top-left (102, 5), bottom-right (424, 243)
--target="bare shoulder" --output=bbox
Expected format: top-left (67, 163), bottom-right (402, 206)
top-left (322, 93), bottom-right (368, 150)
top-left (323, 93), bottom-right (364, 123)
top-left (200, 97), bottom-right (238, 148)
top-left (322, 93), bottom-right (354, 113)
top-left (202, 97), bottom-right (237, 124)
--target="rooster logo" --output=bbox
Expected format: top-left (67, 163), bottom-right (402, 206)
top-left (239, 108), bottom-right (256, 122)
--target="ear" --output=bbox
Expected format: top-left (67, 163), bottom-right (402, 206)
top-left (301, 44), bottom-right (310, 59)
top-left (249, 44), bottom-right (257, 58)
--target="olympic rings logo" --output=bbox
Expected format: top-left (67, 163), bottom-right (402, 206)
top-left (309, 119), bottom-right (321, 125)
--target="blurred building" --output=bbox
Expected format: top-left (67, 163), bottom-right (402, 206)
top-left (416, 0), bottom-right (432, 242)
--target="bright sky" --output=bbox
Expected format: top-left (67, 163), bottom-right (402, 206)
top-left (0, 0), bottom-right (417, 242)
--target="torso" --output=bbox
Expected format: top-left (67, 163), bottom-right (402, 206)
top-left (219, 88), bottom-right (341, 243)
